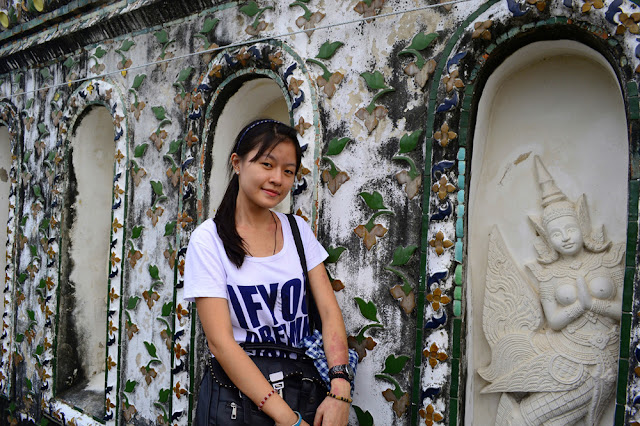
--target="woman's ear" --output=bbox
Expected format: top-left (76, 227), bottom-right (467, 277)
top-left (230, 153), bottom-right (240, 173)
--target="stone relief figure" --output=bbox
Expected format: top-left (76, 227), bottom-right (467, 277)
top-left (478, 156), bottom-right (625, 425)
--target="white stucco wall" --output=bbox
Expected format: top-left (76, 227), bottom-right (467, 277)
top-left (0, 125), bottom-right (9, 321)
top-left (68, 106), bottom-right (114, 390)
top-left (466, 40), bottom-right (628, 424)
top-left (208, 78), bottom-right (290, 216)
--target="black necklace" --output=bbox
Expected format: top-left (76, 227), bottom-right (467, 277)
top-left (270, 211), bottom-right (277, 255)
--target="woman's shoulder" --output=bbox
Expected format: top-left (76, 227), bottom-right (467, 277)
top-left (189, 218), bottom-right (220, 245)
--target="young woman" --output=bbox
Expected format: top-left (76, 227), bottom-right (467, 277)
top-left (184, 119), bottom-right (352, 426)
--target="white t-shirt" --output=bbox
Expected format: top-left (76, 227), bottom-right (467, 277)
top-left (184, 211), bottom-right (328, 347)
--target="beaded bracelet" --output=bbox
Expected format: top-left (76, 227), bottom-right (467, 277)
top-left (327, 392), bottom-right (353, 404)
top-left (258, 389), bottom-right (276, 411)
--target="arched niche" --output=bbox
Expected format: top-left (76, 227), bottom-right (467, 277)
top-left (465, 40), bottom-right (627, 424)
top-left (206, 76), bottom-right (291, 217)
top-left (0, 125), bottom-right (10, 321)
top-left (56, 105), bottom-right (115, 418)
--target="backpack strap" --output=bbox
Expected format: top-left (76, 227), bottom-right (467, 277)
top-left (286, 213), bottom-right (322, 332)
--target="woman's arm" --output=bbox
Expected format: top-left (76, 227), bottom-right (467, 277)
top-left (307, 263), bottom-right (351, 426)
top-left (196, 297), bottom-right (307, 426)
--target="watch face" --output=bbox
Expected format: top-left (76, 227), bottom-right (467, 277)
top-left (330, 364), bottom-right (354, 381)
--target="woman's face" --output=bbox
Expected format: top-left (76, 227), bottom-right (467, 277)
top-left (232, 139), bottom-right (297, 211)
top-left (546, 215), bottom-right (584, 257)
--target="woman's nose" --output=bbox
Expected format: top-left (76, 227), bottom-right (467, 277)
top-left (269, 169), bottom-right (282, 185)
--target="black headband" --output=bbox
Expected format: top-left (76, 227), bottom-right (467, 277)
top-left (234, 119), bottom-right (281, 152)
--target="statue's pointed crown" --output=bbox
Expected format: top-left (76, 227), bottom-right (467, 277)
top-left (534, 156), bottom-right (567, 207)
top-left (534, 156), bottom-right (576, 227)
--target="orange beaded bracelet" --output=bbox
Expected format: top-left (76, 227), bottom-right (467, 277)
top-left (327, 392), bottom-right (352, 404)
top-left (258, 389), bottom-right (276, 411)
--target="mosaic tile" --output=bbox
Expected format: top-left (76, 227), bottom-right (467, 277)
top-left (629, 179), bottom-right (639, 219)
top-left (618, 358), bottom-right (629, 404)
top-left (455, 265), bottom-right (462, 285)
top-left (453, 286), bottom-right (462, 301)
top-left (452, 318), bottom-right (462, 358)
top-left (453, 300), bottom-right (461, 316)
top-left (628, 81), bottom-right (639, 98)
top-left (450, 359), bottom-right (460, 396)
top-left (449, 398), bottom-right (458, 426)
top-left (457, 205), bottom-right (464, 217)
top-left (621, 313), bottom-right (632, 358)
top-left (457, 148), bottom-right (466, 161)
top-left (458, 161), bottom-right (465, 175)
top-left (630, 96), bottom-right (640, 121)
top-left (456, 217), bottom-right (464, 237)
top-left (623, 268), bottom-right (635, 313)
top-left (457, 190), bottom-right (465, 204)
top-left (615, 403), bottom-right (625, 425)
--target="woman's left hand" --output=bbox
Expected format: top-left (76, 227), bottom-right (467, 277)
top-left (313, 395), bottom-right (350, 426)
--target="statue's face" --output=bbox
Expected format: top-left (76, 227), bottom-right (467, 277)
top-left (546, 215), bottom-right (583, 256)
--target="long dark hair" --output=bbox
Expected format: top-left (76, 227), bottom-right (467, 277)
top-left (214, 119), bottom-right (302, 268)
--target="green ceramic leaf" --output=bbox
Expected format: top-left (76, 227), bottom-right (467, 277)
top-left (360, 71), bottom-right (387, 90)
top-left (176, 67), bottom-right (194, 83)
top-left (124, 380), bottom-right (137, 393)
top-left (35, 345), bottom-right (43, 356)
top-left (132, 74), bottom-right (147, 90)
top-left (15, 334), bottom-right (24, 343)
top-left (38, 279), bottom-right (46, 289)
top-left (390, 245), bottom-right (418, 266)
top-left (381, 354), bottom-right (409, 375)
top-left (27, 309), bottom-right (35, 321)
top-left (159, 388), bottom-right (171, 403)
top-left (119, 40), bottom-right (135, 52)
top-left (154, 30), bottom-right (169, 44)
top-left (326, 137), bottom-right (350, 156)
top-left (32, 185), bottom-right (42, 200)
top-left (406, 32), bottom-right (438, 51)
top-left (94, 46), bottom-right (107, 59)
top-left (131, 226), bottom-right (143, 239)
top-left (398, 130), bottom-right (422, 154)
top-left (325, 246), bottom-right (346, 264)
top-left (152, 106), bottom-right (167, 121)
top-left (161, 302), bottom-right (173, 317)
top-left (353, 405), bottom-right (374, 426)
top-left (134, 143), bottom-right (149, 158)
top-left (47, 150), bottom-right (56, 162)
top-left (127, 296), bottom-right (140, 310)
top-left (23, 150), bottom-right (32, 163)
top-left (63, 57), bottom-right (77, 69)
top-left (316, 41), bottom-right (343, 60)
top-left (37, 122), bottom-right (48, 136)
top-left (359, 191), bottom-right (387, 211)
top-left (164, 221), bottom-right (176, 236)
top-left (151, 180), bottom-right (164, 196)
top-left (144, 341), bottom-right (158, 358)
top-left (354, 297), bottom-right (379, 322)
top-left (29, 245), bottom-right (37, 257)
top-left (240, 1), bottom-right (260, 16)
top-left (201, 17), bottom-right (220, 34)
top-left (25, 378), bottom-right (32, 391)
top-left (25, 98), bottom-right (34, 109)
top-left (149, 264), bottom-right (160, 280)
top-left (168, 139), bottom-right (182, 154)
top-left (18, 273), bottom-right (27, 284)
top-left (39, 68), bottom-right (51, 81)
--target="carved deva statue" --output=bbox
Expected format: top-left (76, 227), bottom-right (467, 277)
top-left (479, 156), bottom-right (624, 425)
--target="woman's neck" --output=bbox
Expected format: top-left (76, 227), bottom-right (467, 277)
top-left (234, 200), bottom-right (273, 228)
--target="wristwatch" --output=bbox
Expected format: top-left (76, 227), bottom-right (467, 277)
top-left (328, 364), bottom-right (354, 382)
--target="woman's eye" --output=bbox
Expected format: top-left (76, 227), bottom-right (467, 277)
top-left (262, 162), bottom-right (272, 168)
top-left (284, 169), bottom-right (294, 176)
